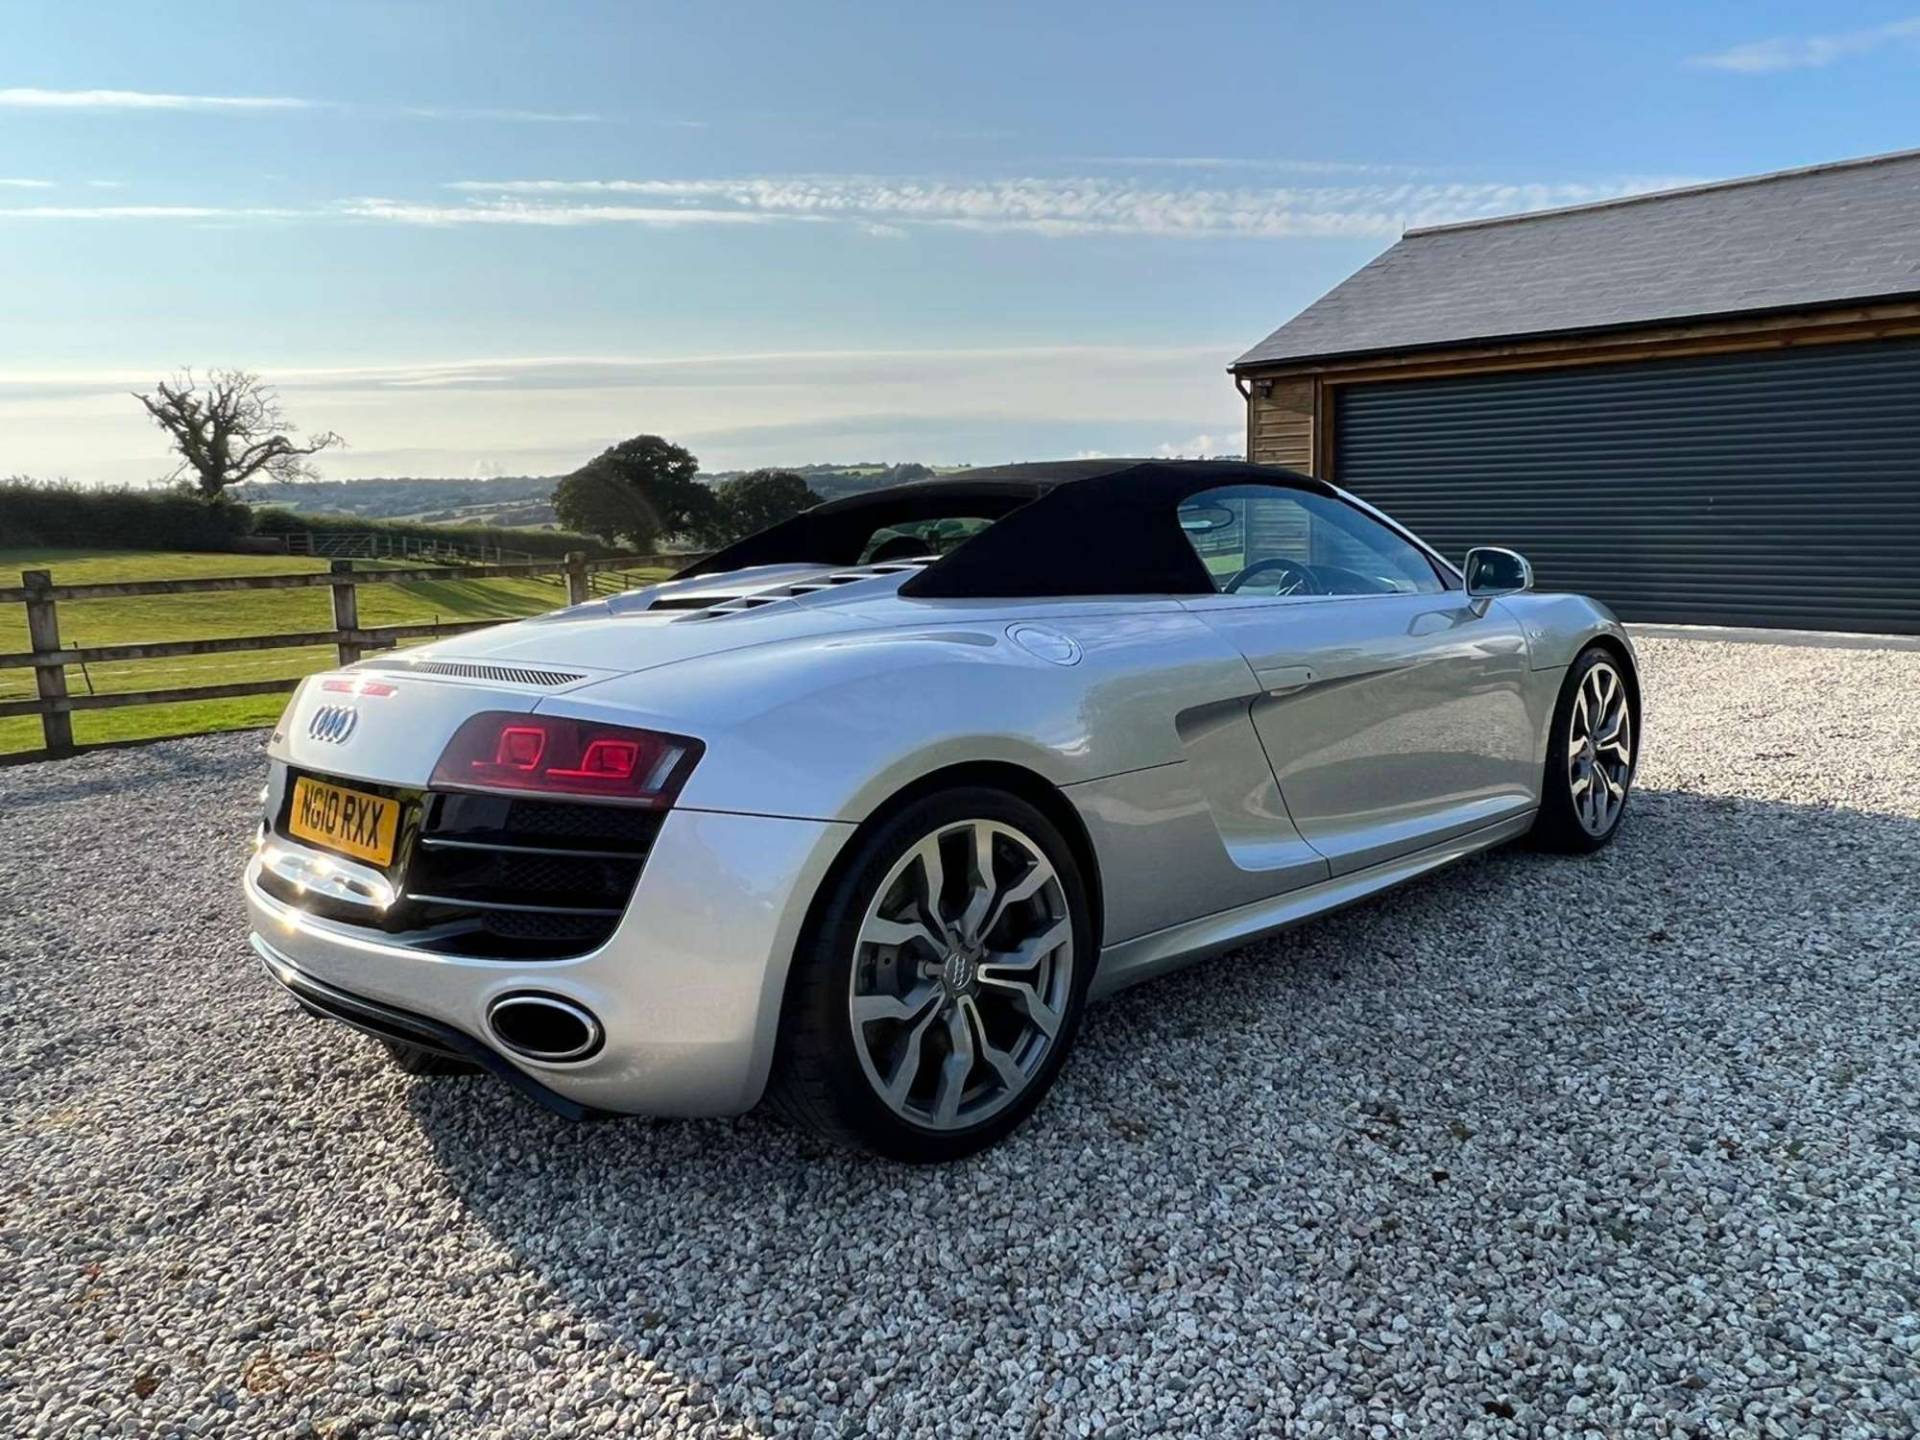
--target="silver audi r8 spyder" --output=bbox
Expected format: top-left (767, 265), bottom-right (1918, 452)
top-left (245, 460), bottom-right (1640, 1161)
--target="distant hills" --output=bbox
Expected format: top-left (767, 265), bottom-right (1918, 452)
top-left (236, 463), bottom-right (957, 529)
top-left (236, 475), bottom-right (563, 527)
top-left (702, 462), bottom-right (948, 503)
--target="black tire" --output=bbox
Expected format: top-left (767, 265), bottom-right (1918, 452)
top-left (1532, 645), bottom-right (1638, 854)
top-left (768, 786), bottom-right (1095, 1163)
top-left (380, 1039), bottom-right (480, 1076)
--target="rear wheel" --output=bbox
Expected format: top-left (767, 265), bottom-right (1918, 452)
top-left (770, 787), bottom-right (1094, 1162)
top-left (1533, 646), bottom-right (1637, 853)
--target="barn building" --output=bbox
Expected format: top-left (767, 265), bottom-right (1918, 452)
top-left (1232, 149), bottom-right (1920, 635)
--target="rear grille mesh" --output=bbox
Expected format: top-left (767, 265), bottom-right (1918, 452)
top-left (475, 799), bottom-right (659, 846)
top-left (411, 842), bottom-right (634, 911)
top-left (360, 659), bottom-right (585, 687)
top-left (263, 780), bottom-right (660, 960)
top-left (473, 909), bottom-right (616, 945)
top-left (404, 794), bottom-right (661, 957)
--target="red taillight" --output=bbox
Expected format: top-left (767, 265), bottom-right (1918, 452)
top-left (431, 713), bottom-right (701, 805)
top-left (322, 677), bottom-right (398, 697)
top-left (496, 725), bottom-right (546, 770)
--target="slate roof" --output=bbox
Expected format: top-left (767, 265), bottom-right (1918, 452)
top-left (1234, 149), bottom-right (1920, 370)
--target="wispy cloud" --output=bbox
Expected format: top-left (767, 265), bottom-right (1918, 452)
top-left (0, 204), bottom-right (308, 220)
top-left (0, 177), bottom-right (54, 188)
top-left (0, 173), bottom-right (1700, 238)
top-left (1067, 156), bottom-right (1429, 176)
top-left (397, 104), bottom-right (600, 123)
top-left (1155, 432), bottom-right (1240, 458)
top-left (1690, 16), bottom-right (1920, 72)
top-left (0, 86), bottom-right (601, 122)
top-left (0, 343), bottom-right (1237, 392)
top-left (0, 87), bottom-right (314, 111)
top-left (341, 197), bottom-right (806, 228)
top-left (433, 174), bottom-right (1695, 239)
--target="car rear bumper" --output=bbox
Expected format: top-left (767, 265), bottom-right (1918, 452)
top-left (244, 806), bottom-right (854, 1118)
top-left (252, 936), bottom-right (611, 1119)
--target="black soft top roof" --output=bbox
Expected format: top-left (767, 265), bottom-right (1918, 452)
top-left (679, 459), bottom-right (1336, 598)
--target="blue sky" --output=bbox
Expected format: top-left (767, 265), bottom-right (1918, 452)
top-left (4, 0), bottom-right (1918, 484)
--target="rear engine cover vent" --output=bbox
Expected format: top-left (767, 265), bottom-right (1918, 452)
top-left (364, 659), bottom-right (585, 687)
top-left (675, 561), bottom-right (925, 621)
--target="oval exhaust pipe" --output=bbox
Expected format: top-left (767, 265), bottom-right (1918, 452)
top-left (487, 993), bottom-right (603, 1064)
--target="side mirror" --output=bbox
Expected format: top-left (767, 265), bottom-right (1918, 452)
top-left (1464, 546), bottom-right (1533, 599)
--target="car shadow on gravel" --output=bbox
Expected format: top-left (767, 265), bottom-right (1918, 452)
top-left (397, 784), bottom-right (1920, 1431)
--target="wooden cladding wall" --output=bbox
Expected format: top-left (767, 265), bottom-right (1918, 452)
top-left (1247, 377), bottom-right (1316, 471)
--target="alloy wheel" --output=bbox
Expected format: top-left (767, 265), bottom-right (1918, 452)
top-left (848, 818), bottom-right (1073, 1130)
top-left (1567, 660), bottom-right (1633, 835)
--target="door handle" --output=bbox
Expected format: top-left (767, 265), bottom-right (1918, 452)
top-left (1256, 664), bottom-right (1317, 695)
top-left (1259, 657), bottom-right (1411, 695)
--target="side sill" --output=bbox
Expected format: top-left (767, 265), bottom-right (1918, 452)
top-left (1087, 810), bottom-right (1536, 999)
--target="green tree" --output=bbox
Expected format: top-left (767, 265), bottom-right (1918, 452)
top-left (708, 468), bottom-right (822, 544)
top-left (552, 467), bottom-right (653, 548)
top-left (552, 435), bottom-right (711, 550)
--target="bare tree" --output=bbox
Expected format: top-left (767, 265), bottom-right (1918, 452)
top-left (135, 369), bottom-right (343, 498)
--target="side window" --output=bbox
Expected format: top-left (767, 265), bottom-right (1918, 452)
top-left (1176, 485), bottom-right (1444, 597)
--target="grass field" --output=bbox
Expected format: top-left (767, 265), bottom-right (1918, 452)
top-left (0, 549), bottom-right (671, 757)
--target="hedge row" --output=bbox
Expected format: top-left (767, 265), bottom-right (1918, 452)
top-left (0, 480), bottom-right (613, 558)
top-left (0, 480), bottom-right (254, 550)
top-left (248, 507), bottom-right (617, 559)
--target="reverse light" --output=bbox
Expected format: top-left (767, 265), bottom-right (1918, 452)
top-left (258, 842), bottom-right (397, 911)
top-left (430, 712), bottom-right (702, 805)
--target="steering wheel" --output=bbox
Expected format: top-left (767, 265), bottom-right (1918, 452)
top-left (1224, 557), bottom-right (1319, 596)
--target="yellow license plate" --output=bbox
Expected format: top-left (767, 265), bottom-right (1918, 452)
top-left (287, 777), bottom-right (400, 868)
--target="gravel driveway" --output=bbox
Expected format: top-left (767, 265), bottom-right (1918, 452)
top-left (4, 638), bottom-right (1918, 1439)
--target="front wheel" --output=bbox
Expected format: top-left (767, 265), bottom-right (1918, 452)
top-left (1532, 646), bottom-right (1638, 853)
top-left (769, 788), bottom-right (1094, 1162)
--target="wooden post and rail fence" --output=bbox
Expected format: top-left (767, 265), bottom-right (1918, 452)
top-left (1, 551), bottom-right (700, 762)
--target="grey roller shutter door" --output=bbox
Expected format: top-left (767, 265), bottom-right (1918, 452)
top-left (1333, 337), bottom-right (1920, 635)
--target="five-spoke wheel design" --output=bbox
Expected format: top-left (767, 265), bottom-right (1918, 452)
top-left (1567, 658), bottom-right (1634, 835)
top-left (848, 818), bottom-right (1072, 1131)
